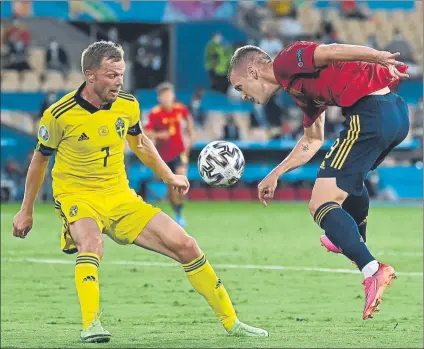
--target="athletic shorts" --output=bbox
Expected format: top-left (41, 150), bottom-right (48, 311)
top-left (165, 152), bottom-right (188, 173)
top-left (54, 188), bottom-right (161, 254)
top-left (318, 93), bottom-right (410, 195)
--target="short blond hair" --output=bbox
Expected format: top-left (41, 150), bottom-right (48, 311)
top-left (81, 41), bottom-right (124, 73)
top-left (227, 45), bottom-right (271, 79)
top-left (156, 82), bottom-right (174, 95)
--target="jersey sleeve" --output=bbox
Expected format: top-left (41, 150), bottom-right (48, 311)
top-left (273, 41), bottom-right (320, 79)
top-left (144, 110), bottom-right (157, 131)
top-left (127, 98), bottom-right (143, 136)
top-left (35, 109), bottom-right (63, 156)
top-left (299, 104), bottom-right (327, 128)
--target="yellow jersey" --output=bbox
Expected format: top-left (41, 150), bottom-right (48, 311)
top-left (36, 83), bottom-right (142, 198)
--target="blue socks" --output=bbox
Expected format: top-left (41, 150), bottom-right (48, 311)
top-left (314, 202), bottom-right (375, 270)
top-left (342, 186), bottom-right (369, 243)
top-left (172, 203), bottom-right (183, 216)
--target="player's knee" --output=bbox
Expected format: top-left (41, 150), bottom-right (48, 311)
top-left (309, 200), bottom-right (318, 217)
top-left (178, 235), bottom-right (198, 253)
top-left (77, 236), bottom-right (104, 258)
top-left (175, 235), bottom-right (200, 263)
top-left (308, 199), bottom-right (320, 217)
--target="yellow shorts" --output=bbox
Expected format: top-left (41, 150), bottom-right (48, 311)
top-left (54, 188), bottom-right (161, 254)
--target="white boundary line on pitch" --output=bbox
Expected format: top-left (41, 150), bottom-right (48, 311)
top-left (2, 257), bottom-right (423, 277)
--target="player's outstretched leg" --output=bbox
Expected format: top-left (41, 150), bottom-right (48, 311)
top-left (342, 185), bottom-right (369, 243)
top-left (321, 185), bottom-right (369, 254)
top-left (133, 212), bottom-right (268, 337)
top-left (69, 218), bottom-right (111, 343)
top-left (310, 178), bottom-right (396, 320)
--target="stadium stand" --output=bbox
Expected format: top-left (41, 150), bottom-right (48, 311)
top-left (1, 0), bottom-right (423, 202)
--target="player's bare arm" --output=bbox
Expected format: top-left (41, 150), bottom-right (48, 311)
top-left (13, 151), bottom-right (50, 238)
top-left (314, 44), bottom-right (409, 78)
top-left (257, 113), bottom-right (325, 206)
top-left (186, 114), bottom-right (196, 150)
top-left (127, 133), bottom-right (190, 194)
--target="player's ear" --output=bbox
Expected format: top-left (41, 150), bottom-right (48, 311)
top-left (247, 66), bottom-right (258, 80)
top-left (85, 70), bottom-right (95, 84)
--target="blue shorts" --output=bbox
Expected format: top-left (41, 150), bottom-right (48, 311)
top-left (166, 153), bottom-right (187, 173)
top-left (318, 93), bottom-right (410, 195)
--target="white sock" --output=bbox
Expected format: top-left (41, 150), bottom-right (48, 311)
top-left (362, 260), bottom-right (379, 279)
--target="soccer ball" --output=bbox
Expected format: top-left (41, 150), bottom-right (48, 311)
top-left (198, 141), bottom-right (245, 187)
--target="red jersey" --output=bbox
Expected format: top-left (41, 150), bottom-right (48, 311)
top-left (145, 102), bottom-right (189, 162)
top-left (273, 41), bottom-right (408, 128)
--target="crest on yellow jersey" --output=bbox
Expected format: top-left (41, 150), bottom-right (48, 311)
top-left (98, 125), bottom-right (109, 137)
top-left (69, 205), bottom-right (78, 217)
top-left (115, 117), bottom-right (125, 139)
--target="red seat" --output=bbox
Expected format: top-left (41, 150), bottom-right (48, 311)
top-left (297, 188), bottom-right (313, 201)
top-left (210, 188), bottom-right (231, 200)
top-left (232, 188), bottom-right (253, 201)
top-left (274, 188), bottom-right (296, 201)
top-left (189, 188), bottom-right (209, 200)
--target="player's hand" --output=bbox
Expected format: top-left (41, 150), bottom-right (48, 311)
top-left (166, 174), bottom-right (190, 195)
top-left (258, 172), bottom-right (279, 207)
top-left (12, 209), bottom-right (33, 239)
top-left (376, 51), bottom-right (409, 79)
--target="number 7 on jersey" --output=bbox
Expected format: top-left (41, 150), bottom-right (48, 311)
top-left (101, 146), bottom-right (110, 167)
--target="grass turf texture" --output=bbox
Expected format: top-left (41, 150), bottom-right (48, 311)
top-left (1, 202), bottom-right (422, 348)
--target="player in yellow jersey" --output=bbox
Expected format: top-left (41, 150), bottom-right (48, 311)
top-left (12, 41), bottom-right (268, 343)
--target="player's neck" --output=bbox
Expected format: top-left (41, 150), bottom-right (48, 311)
top-left (81, 85), bottom-right (107, 109)
top-left (161, 103), bottom-right (174, 111)
top-left (261, 62), bottom-right (282, 96)
top-left (261, 62), bottom-right (279, 88)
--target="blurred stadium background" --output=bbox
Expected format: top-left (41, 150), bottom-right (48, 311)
top-left (1, 0), bottom-right (422, 203)
top-left (1, 2), bottom-right (423, 348)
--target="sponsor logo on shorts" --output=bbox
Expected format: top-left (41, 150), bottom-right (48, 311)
top-left (296, 48), bottom-right (304, 67)
top-left (38, 125), bottom-right (50, 141)
top-left (69, 205), bottom-right (78, 217)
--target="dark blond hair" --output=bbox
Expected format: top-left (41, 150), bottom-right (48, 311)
top-left (81, 41), bottom-right (124, 74)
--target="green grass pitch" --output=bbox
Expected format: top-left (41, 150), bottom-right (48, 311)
top-left (1, 202), bottom-right (422, 348)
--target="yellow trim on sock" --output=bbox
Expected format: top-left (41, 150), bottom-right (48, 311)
top-left (77, 252), bottom-right (101, 261)
top-left (315, 204), bottom-right (339, 226)
top-left (183, 253), bottom-right (207, 274)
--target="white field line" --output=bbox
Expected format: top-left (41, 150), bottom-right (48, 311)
top-left (2, 257), bottom-right (422, 277)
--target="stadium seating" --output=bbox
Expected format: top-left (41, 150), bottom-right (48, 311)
top-left (29, 47), bottom-right (45, 73)
top-left (210, 188), bottom-right (231, 200)
top-left (1, 1), bottom-right (422, 203)
top-left (188, 187), bottom-right (209, 200)
top-left (231, 187), bottom-right (254, 201)
top-left (41, 71), bottom-right (66, 92)
top-left (1, 70), bottom-right (20, 92)
top-left (274, 188), bottom-right (296, 201)
top-left (64, 71), bottom-right (84, 91)
top-left (20, 71), bottom-right (41, 92)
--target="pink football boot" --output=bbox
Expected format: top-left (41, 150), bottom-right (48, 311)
top-left (362, 263), bottom-right (396, 320)
top-left (320, 235), bottom-right (342, 253)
